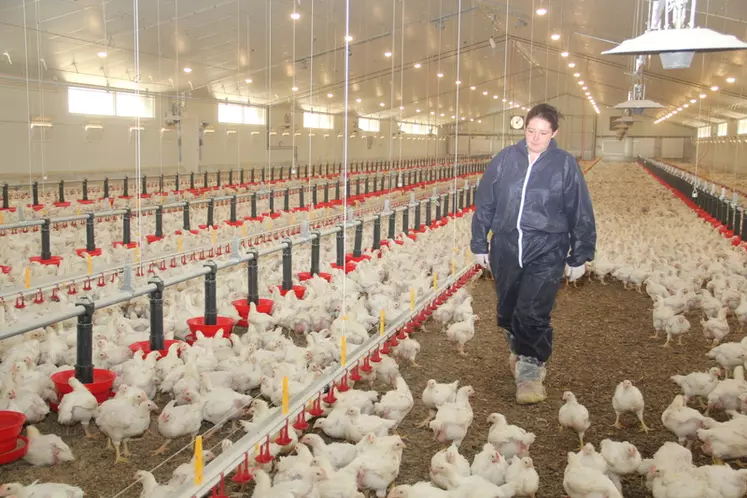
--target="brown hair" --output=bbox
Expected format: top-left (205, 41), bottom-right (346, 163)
top-left (526, 103), bottom-right (561, 132)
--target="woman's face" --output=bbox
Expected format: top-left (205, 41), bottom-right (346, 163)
top-left (525, 116), bottom-right (558, 155)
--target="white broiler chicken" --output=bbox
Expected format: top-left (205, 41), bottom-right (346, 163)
top-left (428, 385), bottom-right (475, 448)
top-left (95, 398), bottom-right (159, 463)
top-left (417, 379), bottom-right (459, 428)
top-left (374, 375), bottom-right (414, 429)
top-left (558, 390), bottom-right (590, 449)
top-left (671, 367), bottom-right (721, 405)
top-left (22, 426), bottom-right (75, 467)
top-left (387, 482), bottom-right (450, 498)
top-left (152, 399), bottom-right (203, 455)
top-left (612, 379), bottom-right (649, 432)
top-left (56, 377), bottom-right (100, 438)
top-left (600, 439), bottom-right (642, 476)
top-left (504, 455), bottom-right (539, 498)
top-left (300, 433), bottom-right (358, 470)
top-left (445, 315), bottom-right (479, 355)
top-left (134, 470), bottom-right (176, 498)
top-left (701, 307), bottom-right (730, 346)
top-left (342, 406), bottom-right (398, 443)
top-left (706, 365), bottom-right (747, 414)
top-left (430, 443), bottom-right (471, 489)
top-left (487, 412), bottom-right (536, 459)
top-left (662, 314), bottom-right (690, 347)
top-left (471, 443), bottom-right (509, 486)
top-left (0, 481), bottom-right (84, 497)
top-left (661, 394), bottom-right (716, 447)
top-left (563, 450), bottom-right (622, 498)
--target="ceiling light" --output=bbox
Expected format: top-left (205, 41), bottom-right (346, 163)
top-left (183, 67), bottom-right (192, 73)
top-left (292, 86), bottom-right (299, 92)
top-left (437, 73), bottom-right (444, 78)
top-left (327, 93), bottom-right (333, 98)
top-left (461, 117), bottom-right (466, 120)
top-left (509, 101), bottom-right (513, 105)
top-left (568, 62), bottom-right (576, 68)
top-left (416, 109), bottom-right (421, 113)
top-left (456, 80), bottom-right (461, 85)
top-left (430, 111), bottom-right (435, 115)
top-left (493, 95), bottom-right (498, 99)
top-left (711, 85), bottom-right (719, 91)
top-left (440, 113), bottom-right (445, 117)
top-left (536, 7), bottom-right (548, 15)
top-left (379, 102), bottom-right (385, 107)
top-left (245, 78), bottom-right (253, 83)
top-left (585, 92), bottom-right (590, 96)
top-left (578, 81), bottom-right (585, 85)
top-left (582, 86), bottom-right (588, 90)
top-left (290, 12), bottom-right (300, 20)
top-left (502, 98), bottom-right (507, 102)
top-left (384, 51), bottom-right (392, 57)
top-left (356, 98), bottom-right (362, 103)
top-left (573, 73), bottom-right (581, 77)
top-left (97, 51), bottom-right (107, 58)
top-left (483, 91), bottom-right (488, 95)
top-left (700, 93), bottom-right (707, 98)
top-left (690, 99), bottom-right (697, 103)
top-left (399, 106), bottom-right (404, 110)
top-left (414, 63), bottom-right (422, 68)
top-left (727, 77), bottom-right (736, 83)
top-left (521, 106), bottom-right (526, 110)
top-left (551, 34), bottom-right (561, 41)
top-left (677, 107), bottom-right (683, 111)
top-left (470, 86), bottom-right (476, 90)
top-left (683, 103), bottom-right (689, 107)
top-left (478, 120), bottom-right (482, 123)
top-left (451, 115), bottom-right (456, 119)
top-left (561, 51), bottom-right (569, 57)
top-left (345, 35), bottom-right (353, 42)
top-left (470, 118), bottom-right (474, 122)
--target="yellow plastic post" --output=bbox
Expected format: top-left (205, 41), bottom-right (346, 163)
top-left (0, 211), bottom-right (4, 224)
top-left (290, 213), bottom-right (295, 225)
top-left (409, 288), bottom-right (415, 312)
top-left (379, 309), bottom-right (385, 336)
top-left (451, 259), bottom-right (456, 275)
top-left (134, 245), bottom-right (141, 263)
top-left (211, 229), bottom-right (217, 246)
top-left (282, 376), bottom-right (289, 415)
top-left (24, 267), bottom-right (30, 289)
top-left (193, 435), bottom-right (204, 484)
top-left (340, 335), bottom-right (347, 367)
top-left (86, 254), bottom-right (93, 275)
top-left (76, 206), bottom-right (81, 216)
top-left (241, 223), bottom-right (247, 237)
top-left (268, 218), bottom-right (273, 229)
top-left (433, 272), bottom-right (438, 290)
top-left (177, 236), bottom-right (183, 253)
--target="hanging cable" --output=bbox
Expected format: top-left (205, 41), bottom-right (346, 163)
top-left (22, 0), bottom-right (32, 191)
top-left (340, 0), bottom-right (351, 326)
top-left (134, 0), bottom-right (143, 261)
top-left (306, 0), bottom-right (315, 222)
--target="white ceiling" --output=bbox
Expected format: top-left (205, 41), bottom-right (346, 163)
top-left (0, 0), bottom-right (746, 128)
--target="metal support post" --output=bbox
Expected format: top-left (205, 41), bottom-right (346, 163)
top-left (247, 249), bottom-right (259, 305)
top-left (148, 276), bottom-right (165, 351)
top-left (282, 239), bottom-right (293, 291)
top-left (85, 213), bottom-right (96, 252)
top-left (204, 261), bottom-right (218, 326)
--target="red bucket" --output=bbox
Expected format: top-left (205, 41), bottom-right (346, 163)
top-left (0, 435), bottom-right (28, 465)
top-left (50, 369), bottom-right (116, 411)
top-left (0, 412), bottom-right (25, 454)
top-left (128, 339), bottom-right (184, 360)
top-left (275, 285), bottom-right (306, 299)
top-left (298, 272), bottom-right (332, 282)
top-left (232, 298), bottom-right (274, 327)
top-left (186, 316), bottom-right (235, 338)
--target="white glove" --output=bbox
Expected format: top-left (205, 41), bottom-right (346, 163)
top-left (565, 264), bottom-right (586, 282)
top-left (474, 254), bottom-right (490, 269)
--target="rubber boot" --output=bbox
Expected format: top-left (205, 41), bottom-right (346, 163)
top-left (515, 356), bottom-right (547, 405)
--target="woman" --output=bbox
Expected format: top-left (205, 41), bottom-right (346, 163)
top-left (470, 103), bottom-right (597, 404)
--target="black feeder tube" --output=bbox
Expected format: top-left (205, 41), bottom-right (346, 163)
top-left (159, 175), bottom-right (164, 194)
top-left (336, 226), bottom-right (345, 266)
top-left (312, 185), bottom-right (317, 206)
top-left (203, 171), bottom-right (209, 189)
top-left (251, 193), bottom-right (257, 218)
top-left (58, 180), bottom-right (65, 203)
top-left (735, 207), bottom-right (742, 240)
top-left (324, 183), bottom-right (330, 203)
top-left (284, 188), bottom-right (290, 211)
top-left (269, 190), bottom-right (275, 214)
top-left (282, 239), bottom-right (293, 291)
top-left (141, 175), bottom-right (147, 195)
top-left (458, 189), bottom-right (465, 210)
top-left (443, 193), bottom-right (449, 217)
top-left (148, 276), bottom-right (165, 351)
top-left (2, 183), bottom-right (8, 209)
top-left (41, 218), bottom-right (52, 261)
top-left (425, 199), bottom-right (431, 226)
top-left (74, 297), bottom-right (95, 384)
top-left (123, 208), bottom-right (131, 245)
top-left (183, 201), bottom-right (191, 231)
top-left (249, 168), bottom-right (254, 184)
top-left (311, 232), bottom-right (320, 275)
top-left (82, 179), bottom-right (88, 201)
top-left (207, 198), bottom-right (215, 227)
top-left (216, 170), bottom-right (221, 187)
top-left (388, 211), bottom-right (396, 239)
top-left (32, 182), bottom-right (39, 206)
top-left (190, 172), bottom-right (195, 190)
top-left (261, 168), bottom-right (266, 183)
top-left (353, 222), bottom-right (363, 257)
top-left (155, 206), bottom-right (163, 238)
top-left (240, 169), bottom-right (245, 185)
top-left (85, 213), bottom-right (96, 252)
top-left (372, 215), bottom-right (381, 250)
top-left (247, 249), bottom-right (259, 305)
top-left (335, 181), bottom-right (341, 201)
top-left (414, 201), bottom-right (421, 231)
top-left (230, 195), bottom-right (237, 223)
top-left (270, 168), bottom-right (275, 182)
top-left (176, 173), bottom-right (180, 191)
top-left (466, 187), bottom-right (473, 207)
top-left (365, 177), bottom-right (370, 195)
top-left (727, 203), bottom-right (734, 232)
top-left (435, 197), bottom-right (441, 221)
top-left (123, 176), bottom-right (129, 197)
top-left (356, 178), bottom-right (361, 196)
top-left (204, 261), bottom-right (218, 326)
top-left (228, 170), bottom-right (233, 186)
top-left (299, 187), bottom-right (305, 209)
top-left (403, 206), bottom-right (409, 233)
top-left (741, 209), bottom-right (747, 242)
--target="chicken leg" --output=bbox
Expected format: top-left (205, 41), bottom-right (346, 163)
top-left (82, 422), bottom-right (100, 439)
top-left (113, 441), bottom-right (129, 464)
top-left (660, 336), bottom-right (671, 347)
top-left (151, 439), bottom-right (172, 456)
top-left (649, 330), bottom-right (659, 340)
top-left (456, 343), bottom-right (467, 356)
top-left (416, 410), bottom-right (436, 429)
top-left (122, 439), bottom-right (134, 457)
top-left (612, 412), bottom-right (625, 429)
top-left (637, 410), bottom-right (650, 433)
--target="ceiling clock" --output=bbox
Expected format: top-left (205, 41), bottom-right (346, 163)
top-left (510, 115), bottom-right (525, 130)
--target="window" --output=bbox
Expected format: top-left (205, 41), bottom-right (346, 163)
top-left (697, 125), bottom-right (711, 138)
top-left (218, 103), bottom-right (266, 125)
top-left (399, 122), bottom-right (438, 135)
top-left (68, 87), bottom-right (154, 118)
top-left (358, 117), bottom-right (380, 133)
top-left (303, 112), bottom-right (334, 129)
top-left (738, 119), bottom-right (747, 135)
top-left (717, 122), bottom-right (728, 137)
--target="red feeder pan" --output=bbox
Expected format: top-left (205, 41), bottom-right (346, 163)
top-left (77, 199), bottom-right (95, 205)
top-left (0, 435), bottom-right (28, 465)
top-left (232, 298), bottom-right (274, 327)
top-left (186, 316), bottom-right (235, 340)
top-left (145, 235), bottom-right (164, 244)
top-left (29, 255), bottom-right (63, 267)
top-left (112, 241), bottom-right (139, 249)
top-left (298, 272), bottom-right (332, 282)
top-left (345, 254), bottom-right (371, 263)
top-left (198, 224), bottom-right (220, 230)
top-left (0, 411), bottom-right (26, 454)
top-left (128, 339), bottom-right (184, 360)
top-left (50, 369), bottom-right (116, 412)
top-left (75, 248), bottom-right (103, 258)
top-left (0, 207), bottom-right (17, 212)
top-left (225, 220), bottom-right (244, 227)
top-left (0, 265), bottom-right (11, 275)
top-left (174, 229), bottom-right (200, 236)
top-left (28, 204), bottom-right (44, 211)
top-left (330, 262), bottom-right (357, 274)
top-left (274, 285), bottom-right (306, 299)
top-left (244, 216), bottom-right (264, 222)
top-left (53, 202), bottom-right (71, 208)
